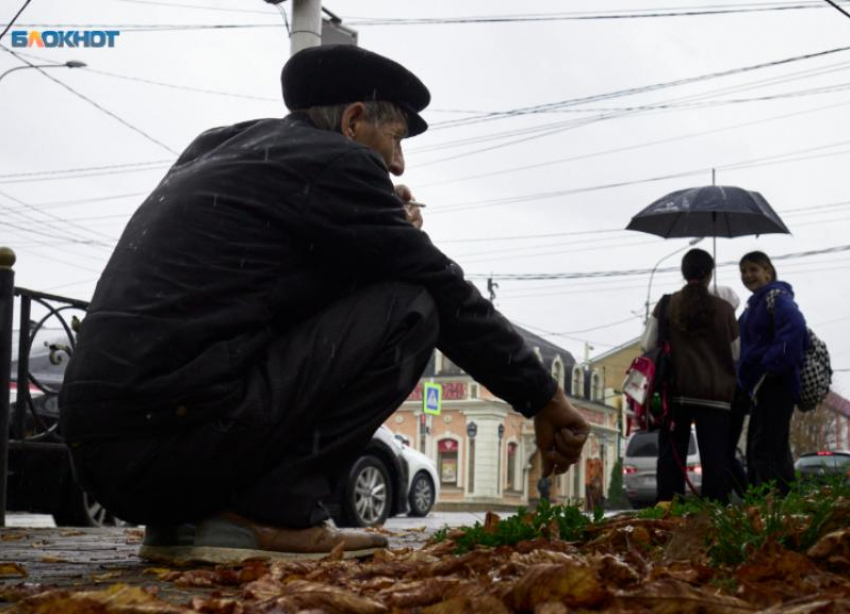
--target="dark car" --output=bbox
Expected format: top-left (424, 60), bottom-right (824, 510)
top-left (794, 451), bottom-right (850, 484)
top-left (9, 344), bottom-right (407, 528)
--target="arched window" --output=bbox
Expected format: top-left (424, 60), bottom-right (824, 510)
top-left (506, 442), bottom-right (519, 491)
top-left (437, 438), bottom-right (459, 486)
top-left (591, 370), bottom-right (604, 401)
top-left (552, 357), bottom-right (565, 388)
top-left (571, 366), bottom-right (585, 398)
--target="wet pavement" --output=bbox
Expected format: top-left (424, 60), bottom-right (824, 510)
top-left (0, 511), bottom-right (496, 601)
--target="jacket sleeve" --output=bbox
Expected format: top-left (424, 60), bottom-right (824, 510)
top-left (640, 316), bottom-right (658, 352)
top-left (728, 303), bottom-right (740, 362)
top-left (764, 292), bottom-right (807, 374)
top-left (300, 147), bottom-right (557, 417)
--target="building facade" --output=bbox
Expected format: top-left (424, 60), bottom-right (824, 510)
top-left (384, 328), bottom-right (623, 510)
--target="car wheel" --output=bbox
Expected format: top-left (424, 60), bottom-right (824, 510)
top-left (53, 489), bottom-right (133, 528)
top-left (341, 455), bottom-right (392, 527)
top-left (407, 471), bottom-right (435, 517)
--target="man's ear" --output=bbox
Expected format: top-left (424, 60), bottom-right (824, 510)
top-left (340, 102), bottom-right (367, 139)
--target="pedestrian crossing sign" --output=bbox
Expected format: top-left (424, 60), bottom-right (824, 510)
top-left (423, 382), bottom-right (442, 415)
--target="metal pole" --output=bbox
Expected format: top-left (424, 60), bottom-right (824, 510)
top-left (0, 247), bottom-right (17, 527)
top-left (290, 0), bottom-right (322, 55)
top-left (644, 237), bottom-right (705, 323)
top-left (14, 296), bottom-right (31, 441)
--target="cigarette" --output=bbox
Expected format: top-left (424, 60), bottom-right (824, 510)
top-left (406, 201), bottom-right (427, 208)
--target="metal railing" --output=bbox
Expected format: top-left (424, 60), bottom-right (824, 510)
top-left (0, 247), bottom-right (89, 526)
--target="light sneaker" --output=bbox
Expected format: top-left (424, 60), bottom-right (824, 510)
top-left (158, 512), bottom-right (388, 565)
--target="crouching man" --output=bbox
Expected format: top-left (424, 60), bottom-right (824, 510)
top-left (59, 44), bottom-right (589, 564)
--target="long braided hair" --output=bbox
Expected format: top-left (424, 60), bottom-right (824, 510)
top-left (671, 248), bottom-right (716, 334)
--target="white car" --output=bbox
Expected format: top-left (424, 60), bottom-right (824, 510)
top-left (391, 431), bottom-right (440, 517)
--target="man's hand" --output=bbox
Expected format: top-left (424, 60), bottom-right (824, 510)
top-left (394, 184), bottom-right (424, 230)
top-left (533, 387), bottom-right (590, 477)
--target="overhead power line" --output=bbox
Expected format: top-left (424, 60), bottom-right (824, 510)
top-left (421, 96), bottom-right (850, 188)
top-left (0, 0), bottom-right (32, 41)
top-left (0, 160), bottom-right (173, 183)
top-left (0, 190), bottom-right (116, 249)
top-left (429, 136), bottom-right (850, 215)
top-left (112, 0), bottom-right (275, 14)
top-left (467, 244), bottom-right (850, 280)
top-left (84, 67), bottom-right (279, 102)
top-left (17, 3), bottom-right (829, 31)
top-left (422, 43), bottom-right (850, 133)
top-left (347, 4), bottom-right (827, 25)
top-left (1, 48), bottom-right (178, 155)
top-left (823, 0), bottom-right (850, 20)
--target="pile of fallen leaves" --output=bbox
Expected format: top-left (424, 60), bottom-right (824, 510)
top-left (6, 484), bottom-right (850, 613)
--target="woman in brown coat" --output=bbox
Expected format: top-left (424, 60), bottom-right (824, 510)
top-left (642, 248), bottom-right (739, 503)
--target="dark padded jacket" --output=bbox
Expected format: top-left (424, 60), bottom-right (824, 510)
top-left (59, 114), bottom-right (556, 440)
top-left (737, 280), bottom-right (807, 401)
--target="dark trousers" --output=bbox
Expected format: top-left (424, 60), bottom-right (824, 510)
top-left (70, 283), bottom-right (438, 527)
top-left (657, 402), bottom-right (731, 504)
top-left (747, 375), bottom-right (795, 496)
top-left (727, 387), bottom-right (750, 498)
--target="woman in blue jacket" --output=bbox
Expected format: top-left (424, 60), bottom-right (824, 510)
top-left (737, 251), bottom-right (807, 495)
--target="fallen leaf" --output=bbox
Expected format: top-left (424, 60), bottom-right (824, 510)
top-left (189, 594), bottom-right (245, 613)
top-left (375, 578), bottom-right (462, 608)
top-left (58, 529), bottom-right (86, 537)
top-left (14, 583), bottom-right (193, 614)
top-left (124, 528), bottom-right (144, 544)
top-left (663, 512), bottom-right (712, 562)
top-left (483, 511), bottom-right (502, 533)
top-left (0, 562), bottom-right (27, 578)
top-left (323, 540), bottom-right (346, 561)
top-left (503, 562), bottom-right (608, 611)
top-left (616, 578), bottom-right (754, 614)
top-left (422, 595), bottom-right (511, 614)
top-left (808, 527), bottom-right (850, 561)
top-left (756, 597), bottom-right (850, 614)
top-left (90, 570), bottom-right (125, 582)
top-left (142, 567), bottom-right (179, 579)
top-left (274, 580), bottom-right (388, 614)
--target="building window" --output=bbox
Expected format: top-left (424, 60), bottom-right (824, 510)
top-left (437, 438), bottom-right (459, 486)
top-left (571, 366), bottom-right (585, 398)
top-left (552, 358), bottom-right (565, 388)
top-left (506, 442), bottom-right (518, 491)
top-left (591, 370), bottom-right (604, 401)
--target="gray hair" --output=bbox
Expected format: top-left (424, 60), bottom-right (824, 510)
top-left (306, 100), bottom-right (408, 134)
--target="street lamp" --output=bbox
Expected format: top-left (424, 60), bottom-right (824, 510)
top-left (0, 60), bottom-right (87, 85)
top-left (644, 237), bottom-right (704, 323)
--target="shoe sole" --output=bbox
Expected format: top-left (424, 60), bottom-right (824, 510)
top-left (139, 544), bottom-right (381, 565)
top-left (138, 544), bottom-right (197, 565)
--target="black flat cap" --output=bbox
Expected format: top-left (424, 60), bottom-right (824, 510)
top-left (282, 44), bottom-right (430, 136)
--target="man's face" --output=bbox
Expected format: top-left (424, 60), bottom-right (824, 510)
top-left (353, 119), bottom-right (407, 176)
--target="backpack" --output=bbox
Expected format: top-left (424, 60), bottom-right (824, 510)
top-left (624, 295), bottom-right (672, 431)
top-left (766, 289), bottom-right (832, 412)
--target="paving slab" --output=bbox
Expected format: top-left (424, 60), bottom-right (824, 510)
top-left (0, 524), bottom-right (437, 605)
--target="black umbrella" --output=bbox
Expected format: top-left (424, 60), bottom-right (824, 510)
top-left (626, 185), bottom-right (790, 239)
top-left (627, 184), bottom-right (791, 298)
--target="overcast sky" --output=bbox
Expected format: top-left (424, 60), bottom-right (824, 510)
top-left (2, 0), bottom-right (850, 399)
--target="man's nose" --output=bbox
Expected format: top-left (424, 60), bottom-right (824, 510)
top-left (389, 146), bottom-right (405, 176)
